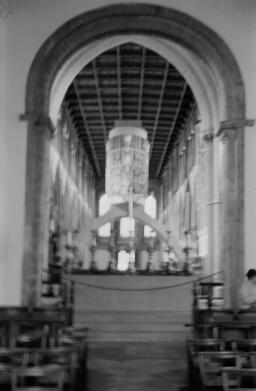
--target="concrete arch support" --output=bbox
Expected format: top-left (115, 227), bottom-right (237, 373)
top-left (94, 203), bottom-right (186, 263)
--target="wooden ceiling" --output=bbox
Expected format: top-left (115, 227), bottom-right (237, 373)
top-left (64, 42), bottom-right (196, 178)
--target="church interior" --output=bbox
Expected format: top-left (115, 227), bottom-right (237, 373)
top-left (1, 1), bottom-right (256, 390)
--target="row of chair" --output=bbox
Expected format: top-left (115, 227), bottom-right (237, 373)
top-left (0, 347), bottom-right (79, 390)
top-left (0, 329), bottom-right (89, 389)
top-left (189, 280), bottom-right (256, 389)
top-left (0, 307), bottom-right (70, 349)
top-left (189, 338), bottom-right (256, 353)
top-left (186, 320), bottom-right (256, 340)
top-left (199, 353), bottom-right (256, 391)
top-left (187, 338), bottom-right (256, 390)
top-left (0, 307), bottom-right (88, 390)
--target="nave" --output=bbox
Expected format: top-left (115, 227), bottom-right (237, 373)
top-left (1, 2), bottom-right (256, 391)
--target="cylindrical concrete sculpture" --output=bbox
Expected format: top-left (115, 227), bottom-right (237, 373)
top-left (105, 120), bottom-right (150, 204)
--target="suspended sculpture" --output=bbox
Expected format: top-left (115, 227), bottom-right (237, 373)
top-left (105, 120), bottom-right (150, 204)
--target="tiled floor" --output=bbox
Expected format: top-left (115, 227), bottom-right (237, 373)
top-left (85, 342), bottom-right (188, 391)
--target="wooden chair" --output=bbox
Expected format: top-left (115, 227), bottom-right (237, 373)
top-left (187, 339), bottom-right (227, 388)
top-left (11, 365), bottom-right (65, 391)
top-left (0, 323), bottom-right (9, 347)
top-left (187, 339), bottom-right (226, 372)
top-left (241, 352), bottom-right (256, 370)
top-left (32, 348), bottom-right (79, 390)
top-left (222, 368), bottom-right (256, 390)
top-left (0, 348), bottom-right (15, 385)
top-left (188, 338), bottom-right (226, 353)
top-left (231, 342), bottom-right (256, 369)
top-left (199, 351), bottom-right (242, 390)
top-left (57, 327), bottom-right (89, 370)
top-left (233, 340), bottom-right (256, 352)
top-left (0, 348), bottom-right (29, 386)
top-left (59, 327), bottom-right (89, 351)
top-left (13, 322), bottom-right (49, 349)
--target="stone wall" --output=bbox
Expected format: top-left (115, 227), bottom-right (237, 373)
top-left (49, 106), bottom-right (95, 270)
top-left (160, 108), bottom-right (208, 263)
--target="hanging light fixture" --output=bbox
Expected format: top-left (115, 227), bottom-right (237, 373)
top-left (105, 120), bottom-right (150, 205)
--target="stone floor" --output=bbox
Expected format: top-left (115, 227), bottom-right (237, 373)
top-left (85, 342), bottom-right (189, 391)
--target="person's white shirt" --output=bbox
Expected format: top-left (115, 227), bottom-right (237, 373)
top-left (240, 279), bottom-right (256, 309)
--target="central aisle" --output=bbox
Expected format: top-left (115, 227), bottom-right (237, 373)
top-left (73, 275), bottom-right (192, 389)
top-left (86, 342), bottom-right (188, 391)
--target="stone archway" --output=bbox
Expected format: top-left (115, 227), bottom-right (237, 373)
top-left (22, 4), bottom-right (251, 308)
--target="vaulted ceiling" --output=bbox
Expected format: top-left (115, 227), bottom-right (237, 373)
top-left (63, 42), bottom-right (196, 178)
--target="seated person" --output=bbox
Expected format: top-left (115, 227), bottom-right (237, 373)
top-left (240, 269), bottom-right (256, 309)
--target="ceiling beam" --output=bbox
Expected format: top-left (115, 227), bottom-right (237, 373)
top-left (79, 66), bottom-right (180, 75)
top-left (149, 62), bottom-right (169, 159)
top-left (73, 80), bottom-right (101, 177)
top-left (138, 47), bottom-right (146, 120)
top-left (156, 83), bottom-right (188, 177)
top-left (116, 46), bottom-right (122, 120)
top-left (92, 60), bottom-right (107, 143)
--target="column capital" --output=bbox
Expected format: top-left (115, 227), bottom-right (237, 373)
top-left (203, 133), bottom-right (214, 142)
top-left (20, 112), bottom-right (55, 137)
top-left (217, 127), bottom-right (237, 143)
top-left (217, 118), bottom-right (255, 143)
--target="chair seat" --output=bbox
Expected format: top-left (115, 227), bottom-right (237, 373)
top-left (0, 363), bottom-right (11, 372)
top-left (12, 364), bottom-right (65, 391)
top-left (14, 364), bottom-right (62, 377)
top-left (57, 336), bottom-right (74, 345)
top-left (18, 336), bottom-right (40, 344)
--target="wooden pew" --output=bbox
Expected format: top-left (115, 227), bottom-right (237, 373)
top-left (199, 351), bottom-right (241, 390)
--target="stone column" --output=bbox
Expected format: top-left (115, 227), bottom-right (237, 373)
top-left (218, 120), bottom-right (248, 310)
top-left (204, 132), bottom-right (214, 276)
top-left (21, 115), bottom-right (54, 306)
